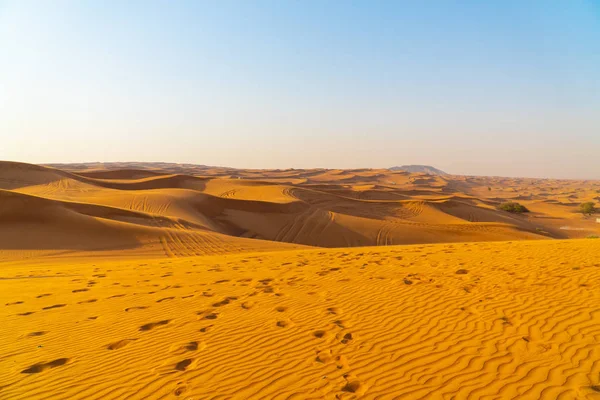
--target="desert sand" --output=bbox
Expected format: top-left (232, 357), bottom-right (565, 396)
top-left (2, 161), bottom-right (600, 399)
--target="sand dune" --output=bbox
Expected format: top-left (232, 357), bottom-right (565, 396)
top-left (2, 161), bottom-right (600, 399)
top-left (75, 169), bottom-right (166, 180)
top-left (1, 161), bottom-right (599, 255)
top-left (0, 177), bottom-right (305, 260)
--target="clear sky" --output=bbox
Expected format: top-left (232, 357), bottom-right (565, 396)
top-left (1, 1), bottom-right (599, 178)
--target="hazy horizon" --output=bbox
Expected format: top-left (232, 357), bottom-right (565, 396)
top-left (14, 159), bottom-right (592, 181)
top-left (1, 1), bottom-right (599, 179)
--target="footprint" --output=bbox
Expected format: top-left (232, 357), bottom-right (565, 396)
top-left (241, 301), bottom-right (255, 310)
top-left (276, 320), bottom-right (288, 328)
top-left (28, 331), bottom-right (47, 337)
top-left (107, 339), bottom-right (137, 350)
top-left (36, 294), bottom-right (52, 298)
top-left (315, 349), bottom-right (332, 363)
top-left (21, 358), bottom-right (69, 374)
top-left (157, 297), bottom-right (174, 303)
top-left (275, 306), bottom-right (287, 312)
top-left (174, 359), bottom-right (192, 371)
top-left (336, 355), bottom-right (350, 369)
top-left (341, 377), bottom-right (364, 394)
top-left (196, 309), bottom-right (218, 320)
top-left (174, 385), bottom-right (187, 396)
top-left (313, 330), bottom-right (326, 338)
top-left (199, 325), bottom-right (213, 333)
top-left (183, 342), bottom-right (199, 351)
top-left (125, 306), bottom-right (148, 312)
top-left (42, 304), bottom-right (66, 310)
top-left (5, 301), bottom-right (24, 306)
top-left (108, 294), bottom-right (125, 299)
top-left (333, 320), bottom-right (345, 329)
top-left (341, 333), bottom-right (353, 344)
top-left (212, 297), bottom-right (238, 307)
top-left (327, 307), bottom-right (340, 315)
top-left (139, 320), bottom-right (170, 331)
top-left (171, 341), bottom-right (205, 354)
top-left (78, 299), bottom-right (97, 304)
top-left (72, 289), bottom-right (89, 293)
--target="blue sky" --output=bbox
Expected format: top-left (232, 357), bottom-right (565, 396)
top-left (0, 0), bottom-right (599, 178)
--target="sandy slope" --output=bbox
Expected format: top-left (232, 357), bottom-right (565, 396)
top-left (2, 161), bottom-right (599, 257)
top-left (2, 239), bottom-right (600, 399)
top-left (0, 188), bottom-right (304, 261)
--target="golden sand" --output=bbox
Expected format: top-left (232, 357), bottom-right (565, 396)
top-left (1, 161), bottom-right (600, 399)
top-left (2, 240), bottom-right (600, 399)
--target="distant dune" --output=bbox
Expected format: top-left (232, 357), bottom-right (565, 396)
top-left (389, 164), bottom-right (448, 176)
top-left (1, 160), bottom-right (599, 259)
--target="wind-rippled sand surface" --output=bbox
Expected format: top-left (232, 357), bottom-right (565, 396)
top-left (2, 161), bottom-right (600, 399)
top-left (2, 239), bottom-right (600, 399)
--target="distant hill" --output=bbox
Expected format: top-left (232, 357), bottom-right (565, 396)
top-left (389, 165), bottom-right (448, 176)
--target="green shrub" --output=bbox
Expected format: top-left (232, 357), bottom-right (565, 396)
top-left (498, 202), bottom-right (529, 213)
top-left (580, 202), bottom-right (596, 215)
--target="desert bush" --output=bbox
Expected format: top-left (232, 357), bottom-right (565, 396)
top-left (498, 202), bottom-right (529, 213)
top-left (587, 235), bottom-right (599, 239)
top-left (580, 202), bottom-right (596, 215)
